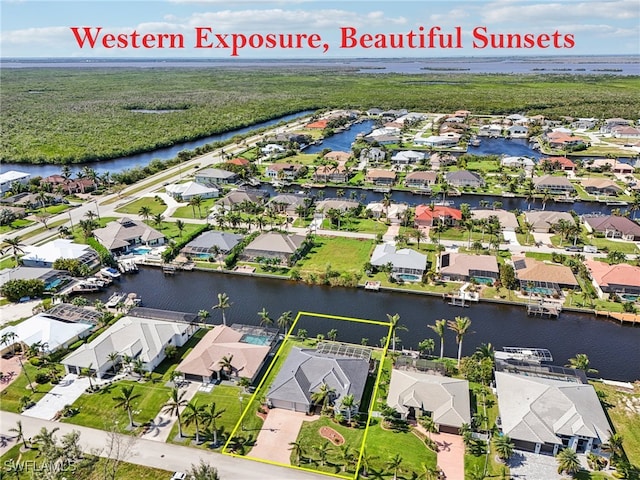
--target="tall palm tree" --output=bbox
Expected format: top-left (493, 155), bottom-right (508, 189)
top-left (112, 385), bottom-right (141, 429)
top-left (197, 309), bottom-right (210, 324)
top-left (80, 362), bottom-right (97, 390)
top-left (175, 220), bottom-right (185, 238)
top-left (475, 343), bottom-right (494, 360)
top-left (387, 453), bottom-right (404, 480)
top-left (428, 319), bottom-right (447, 359)
top-left (556, 448), bottom-right (581, 476)
top-left (566, 353), bottom-right (598, 374)
top-left (257, 307), bottom-right (272, 327)
top-left (311, 382), bottom-right (336, 411)
top-left (138, 205), bottom-right (152, 221)
top-left (493, 434), bottom-right (515, 462)
top-left (411, 228), bottom-right (427, 249)
top-left (1, 236), bottom-right (25, 266)
top-left (340, 394), bottom-right (357, 425)
top-left (419, 415), bottom-right (438, 443)
top-left (338, 443), bottom-right (356, 472)
top-left (218, 355), bottom-right (234, 378)
top-left (183, 400), bottom-right (205, 444)
top-left (289, 440), bottom-right (305, 466)
top-left (190, 195), bottom-right (204, 219)
top-left (107, 351), bottom-right (120, 372)
top-left (327, 329), bottom-right (338, 341)
top-left (277, 311), bottom-right (293, 334)
top-left (1, 331), bottom-right (18, 357)
top-left (201, 402), bottom-right (225, 447)
top-left (448, 316), bottom-right (472, 367)
top-left (359, 449), bottom-right (377, 478)
top-left (9, 420), bottom-right (28, 449)
top-left (317, 441), bottom-right (331, 467)
top-left (386, 313), bottom-right (408, 352)
top-left (213, 292), bottom-right (232, 326)
top-left (602, 431), bottom-right (624, 463)
top-left (162, 387), bottom-right (188, 438)
top-left (152, 213), bottom-right (164, 228)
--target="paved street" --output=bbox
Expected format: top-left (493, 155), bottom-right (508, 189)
top-left (0, 411), bottom-right (324, 479)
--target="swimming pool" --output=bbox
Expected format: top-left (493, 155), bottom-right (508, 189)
top-left (524, 286), bottom-right (557, 296)
top-left (131, 246), bottom-right (152, 255)
top-left (45, 278), bottom-right (63, 290)
top-left (621, 294), bottom-right (639, 302)
top-left (240, 334), bottom-right (272, 346)
top-left (396, 273), bottom-right (421, 282)
top-left (472, 276), bottom-right (495, 285)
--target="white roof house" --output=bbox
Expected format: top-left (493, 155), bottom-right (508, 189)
top-left (21, 239), bottom-right (99, 269)
top-left (391, 150), bottom-right (425, 164)
top-left (387, 370), bottom-right (471, 430)
top-left (370, 243), bottom-right (427, 277)
top-left (165, 181), bottom-right (219, 201)
top-left (0, 171), bottom-right (30, 194)
top-left (62, 315), bottom-right (194, 378)
top-left (495, 372), bottom-right (611, 454)
top-left (0, 314), bottom-right (92, 354)
top-left (501, 156), bottom-right (535, 169)
top-left (366, 202), bottom-right (408, 220)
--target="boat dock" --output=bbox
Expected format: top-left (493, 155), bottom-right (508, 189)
top-left (595, 311), bottom-right (640, 325)
top-left (527, 302), bottom-right (561, 318)
top-left (118, 258), bottom-right (139, 273)
top-left (364, 281), bottom-right (381, 291)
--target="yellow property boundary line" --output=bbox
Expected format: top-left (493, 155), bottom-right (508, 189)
top-left (222, 311), bottom-right (393, 480)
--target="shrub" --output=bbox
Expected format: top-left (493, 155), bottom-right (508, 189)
top-left (29, 357), bottom-right (42, 367)
top-left (35, 372), bottom-right (50, 384)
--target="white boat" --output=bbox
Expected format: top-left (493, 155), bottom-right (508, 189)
top-left (105, 292), bottom-right (126, 308)
top-left (100, 267), bottom-right (121, 279)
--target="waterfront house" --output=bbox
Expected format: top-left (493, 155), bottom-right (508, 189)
top-left (429, 153), bottom-right (457, 170)
top-left (471, 209), bottom-right (519, 231)
top-left (194, 168), bottom-right (239, 186)
top-left (165, 181), bottom-right (219, 201)
top-left (315, 198), bottom-right (359, 212)
top-left (62, 311), bottom-right (196, 379)
top-left (584, 260), bottom-right (640, 299)
top-left (600, 118), bottom-right (632, 134)
top-left (386, 369), bottom-right (471, 433)
top-left (533, 175), bottom-right (575, 193)
top-left (0, 171), bottom-right (30, 194)
top-left (363, 133), bottom-right (400, 145)
top-left (305, 119), bottom-right (328, 130)
top-left (370, 243), bottom-right (427, 279)
top-left (495, 371), bottom-right (611, 455)
top-left (93, 218), bottom-right (165, 254)
top-left (501, 156), bottom-right (535, 170)
top-left (506, 125), bottom-right (529, 137)
top-left (415, 134), bottom-right (461, 148)
top-left (391, 150), bottom-right (425, 165)
top-left (313, 165), bottom-right (349, 183)
top-left (580, 178), bottom-right (623, 196)
top-left (0, 267), bottom-right (67, 292)
top-left (405, 171), bottom-right (437, 189)
top-left (261, 144), bottom-right (286, 155)
top-left (415, 205), bottom-right (462, 228)
top-left (611, 126), bottom-right (640, 138)
top-left (544, 131), bottom-right (587, 150)
top-left (266, 345), bottom-right (369, 414)
top-left (583, 215), bottom-right (640, 241)
top-left (445, 170), bottom-right (485, 188)
top-left (176, 324), bottom-right (277, 383)
top-left (359, 146), bottom-right (386, 164)
top-left (241, 232), bottom-right (306, 265)
top-left (365, 169), bottom-right (396, 186)
top-left (571, 118), bottom-right (597, 130)
top-left (365, 202), bottom-right (407, 220)
top-left (439, 253), bottom-right (499, 284)
top-left (264, 163), bottom-right (305, 180)
top-left (21, 239), bottom-right (100, 270)
top-left (587, 159), bottom-right (634, 175)
top-left (41, 175), bottom-right (96, 194)
top-left (217, 189), bottom-right (267, 211)
top-left (511, 256), bottom-right (579, 291)
top-left (267, 194), bottom-right (306, 214)
top-left (180, 230), bottom-right (244, 260)
top-left (323, 151), bottom-right (351, 163)
top-left (524, 211), bottom-right (575, 233)
top-left (542, 156), bottom-right (576, 172)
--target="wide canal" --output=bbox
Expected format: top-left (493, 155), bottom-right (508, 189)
top-left (89, 267), bottom-right (640, 382)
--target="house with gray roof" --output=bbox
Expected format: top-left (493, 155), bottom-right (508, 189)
top-left (533, 175), bottom-right (575, 193)
top-left (267, 194), bottom-right (306, 214)
top-left (194, 168), bottom-right (239, 187)
top-left (439, 253), bottom-right (499, 284)
top-left (391, 150), bottom-right (425, 165)
top-left (93, 218), bottom-right (165, 253)
top-left (266, 346), bottom-right (369, 413)
top-left (405, 171), bottom-right (437, 189)
top-left (495, 371), bottom-right (611, 454)
top-left (445, 170), bottom-right (485, 188)
top-left (180, 230), bottom-right (244, 259)
top-left (360, 147), bottom-right (386, 164)
top-left (62, 314), bottom-right (196, 378)
top-left (0, 171), bottom-right (30, 194)
top-left (387, 370), bottom-right (471, 433)
top-left (524, 211), bottom-right (575, 233)
top-left (241, 232), bottom-right (307, 265)
top-left (370, 243), bottom-right (427, 279)
top-left (315, 199), bottom-right (359, 212)
top-left (471, 209), bottom-right (519, 231)
top-left (217, 189), bottom-right (267, 211)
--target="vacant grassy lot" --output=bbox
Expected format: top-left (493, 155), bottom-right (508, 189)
top-left (3, 68), bottom-right (638, 163)
top-left (297, 236), bottom-right (374, 276)
top-left (114, 196), bottom-right (167, 217)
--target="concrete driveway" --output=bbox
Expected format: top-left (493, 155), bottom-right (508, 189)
top-left (508, 449), bottom-right (563, 480)
top-left (23, 374), bottom-right (91, 420)
top-left (433, 432), bottom-right (465, 480)
top-left (249, 409), bottom-right (319, 465)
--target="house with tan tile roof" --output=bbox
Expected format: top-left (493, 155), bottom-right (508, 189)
top-left (323, 151), bottom-right (351, 163)
top-left (588, 159), bottom-right (634, 174)
top-left (580, 178), bottom-right (623, 196)
top-left (585, 260), bottom-right (640, 299)
top-left (439, 253), bottom-right (499, 284)
top-left (176, 324), bottom-right (277, 383)
top-left (524, 211), bottom-right (575, 233)
top-left (544, 131), bottom-right (587, 149)
top-left (313, 165), bottom-right (348, 183)
top-left (405, 171), bottom-right (437, 189)
top-left (365, 169), bottom-right (396, 186)
top-left (471, 209), bottom-right (519, 231)
top-left (512, 256), bottom-right (578, 290)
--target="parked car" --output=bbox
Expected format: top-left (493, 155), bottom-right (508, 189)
top-left (565, 246), bottom-right (581, 252)
top-left (170, 472), bottom-right (186, 480)
top-left (583, 245), bottom-right (598, 254)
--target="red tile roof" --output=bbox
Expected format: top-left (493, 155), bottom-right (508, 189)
top-left (585, 260), bottom-right (640, 289)
top-left (305, 120), bottom-right (328, 129)
top-left (415, 205), bottom-right (462, 222)
top-left (545, 156), bottom-right (576, 168)
top-left (227, 158), bottom-right (250, 166)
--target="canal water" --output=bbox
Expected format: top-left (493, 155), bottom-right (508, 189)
top-left (90, 267), bottom-right (640, 382)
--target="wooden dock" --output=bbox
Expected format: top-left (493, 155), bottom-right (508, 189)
top-left (595, 311), bottom-right (640, 325)
top-left (527, 303), bottom-right (561, 318)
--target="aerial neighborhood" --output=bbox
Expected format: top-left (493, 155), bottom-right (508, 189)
top-left (1, 107), bottom-right (639, 480)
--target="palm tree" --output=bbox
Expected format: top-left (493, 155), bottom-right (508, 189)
top-left (201, 402), bottom-right (225, 447)
top-left (1, 236), bottom-right (25, 266)
top-left (428, 319), bottom-right (447, 359)
top-left (136, 205), bottom-right (151, 221)
top-left (197, 309), bottom-right (210, 324)
top-left (387, 453), bottom-right (404, 480)
top-left (1, 331), bottom-right (18, 357)
top-left (113, 385), bottom-right (141, 429)
top-left (257, 307), bottom-right (272, 327)
top-left (418, 338), bottom-right (435, 357)
top-left (175, 219), bottom-right (185, 238)
top-left (602, 431), bottom-right (624, 464)
top-left (448, 316), bottom-right (472, 367)
top-left (182, 400), bottom-right (205, 444)
top-left (340, 394), bottom-right (357, 425)
top-left (359, 449), bottom-right (377, 478)
top-left (556, 448), bottom-right (582, 476)
top-left (311, 382), bottom-right (336, 411)
top-left (566, 353), bottom-right (598, 374)
top-left (213, 292), bottom-right (232, 326)
top-left (327, 329), bottom-right (338, 341)
top-left (162, 387), bottom-right (188, 438)
top-left (288, 440), bottom-right (305, 466)
top-left (277, 310), bottom-right (293, 334)
top-left (419, 463), bottom-right (440, 480)
top-left (317, 441), bottom-right (331, 466)
top-left (107, 351), bottom-right (120, 372)
top-left (386, 313), bottom-right (408, 352)
top-left (218, 355), bottom-right (234, 378)
top-left (411, 228), bottom-right (427, 249)
top-left (190, 195), bottom-right (204, 218)
top-left (338, 443), bottom-right (356, 472)
top-left (493, 434), bottom-right (515, 462)
top-left (187, 460), bottom-right (220, 480)
top-left (152, 213), bottom-right (164, 228)
top-left (9, 420), bottom-right (28, 449)
top-left (475, 343), bottom-right (494, 360)
top-left (80, 362), bottom-right (97, 391)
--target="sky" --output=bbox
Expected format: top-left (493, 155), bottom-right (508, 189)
top-left (1, 0), bottom-right (639, 58)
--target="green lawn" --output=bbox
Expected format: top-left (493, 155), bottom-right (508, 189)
top-left (146, 220), bottom-right (205, 242)
top-left (297, 236), bottom-right (374, 276)
top-left (172, 197), bottom-right (217, 219)
top-left (0, 218), bottom-right (36, 234)
top-left (154, 328), bottom-right (208, 382)
top-left (62, 380), bottom-right (171, 434)
top-left (321, 217), bottom-right (388, 234)
top-left (274, 153), bottom-right (317, 165)
top-left (0, 443), bottom-right (172, 480)
top-left (114, 196), bottom-right (168, 216)
top-left (0, 362), bottom-right (58, 413)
